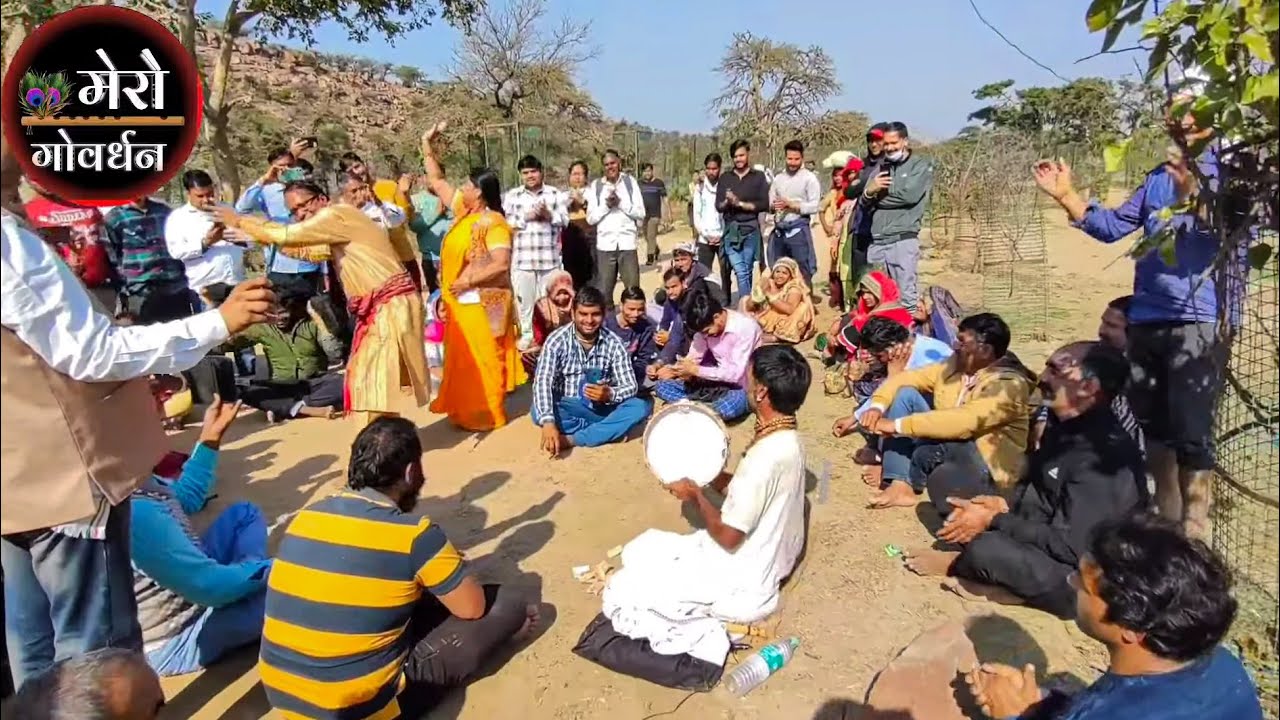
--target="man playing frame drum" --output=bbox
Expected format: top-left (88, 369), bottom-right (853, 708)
top-left (599, 345), bottom-right (811, 666)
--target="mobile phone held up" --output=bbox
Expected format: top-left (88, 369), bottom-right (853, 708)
top-left (280, 167), bottom-right (306, 183)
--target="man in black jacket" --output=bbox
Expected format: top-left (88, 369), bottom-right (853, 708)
top-left (902, 341), bottom-right (1147, 618)
top-left (715, 139), bottom-right (770, 302)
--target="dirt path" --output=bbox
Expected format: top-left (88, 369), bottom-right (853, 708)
top-left (160, 212), bottom-right (1133, 719)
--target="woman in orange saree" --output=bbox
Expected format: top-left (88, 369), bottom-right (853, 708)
top-left (420, 122), bottom-right (527, 431)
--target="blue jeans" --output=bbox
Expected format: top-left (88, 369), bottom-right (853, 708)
top-left (2, 503), bottom-right (142, 688)
top-left (767, 223), bottom-right (817, 285)
top-left (878, 387), bottom-right (933, 486)
top-left (533, 396), bottom-right (652, 448)
top-left (722, 230), bottom-right (759, 302)
top-left (146, 501), bottom-right (269, 676)
top-left (653, 379), bottom-right (750, 421)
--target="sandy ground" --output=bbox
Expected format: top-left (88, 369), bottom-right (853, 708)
top-left (159, 205), bottom-right (1136, 720)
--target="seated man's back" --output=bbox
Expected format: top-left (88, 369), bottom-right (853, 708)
top-left (260, 488), bottom-right (464, 718)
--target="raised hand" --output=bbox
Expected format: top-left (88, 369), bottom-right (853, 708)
top-left (1032, 159), bottom-right (1073, 200)
top-left (199, 394), bottom-right (243, 448)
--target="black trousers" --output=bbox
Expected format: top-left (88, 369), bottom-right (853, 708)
top-left (952, 531), bottom-right (1077, 618)
top-left (124, 287), bottom-right (199, 325)
top-left (184, 355), bottom-right (238, 404)
top-left (396, 584), bottom-right (527, 717)
top-left (696, 243), bottom-right (733, 301)
top-left (240, 374), bottom-right (343, 418)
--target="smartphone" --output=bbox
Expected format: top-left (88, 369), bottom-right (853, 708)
top-left (280, 167), bottom-right (306, 183)
top-left (301, 136), bottom-right (318, 147)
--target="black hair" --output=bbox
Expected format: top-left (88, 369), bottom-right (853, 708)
top-left (9, 648), bottom-right (158, 720)
top-left (203, 282), bottom-right (233, 307)
top-left (681, 284), bottom-right (724, 333)
top-left (468, 167), bottom-right (504, 216)
top-left (1107, 295), bottom-right (1133, 314)
top-left (180, 169), bottom-right (214, 190)
top-left (859, 316), bottom-right (911, 353)
top-left (867, 122), bottom-right (890, 140)
top-left (783, 139), bottom-right (804, 155)
top-left (569, 160), bottom-right (590, 177)
top-left (517, 154), bottom-right (543, 172)
top-left (1088, 514), bottom-right (1236, 662)
top-left (662, 267), bottom-right (687, 283)
top-left (1079, 342), bottom-right (1130, 401)
top-left (337, 151), bottom-right (363, 173)
top-left (750, 344), bottom-right (811, 415)
top-left (958, 312), bottom-right (1011, 357)
top-left (574, 284), bottom-right (606, 310)
top-left (267, 146), bottom-right (293, 164)
top-left (282, 180), bottom-right (329, 200)
top-left (641, 162), bottom-right (654, 172)
top-left (704, 152), bottom-right (722, 167)
top-left (347, 417), bottom-right (422, 491)
top-left (296, 158), bottom-right (315, 175)
top-left (729, 139), bottom-right (751, 155)
top-left (885, 121), bottom-right (910, 138)
top-left (620, 286), bottom-right (646, 304)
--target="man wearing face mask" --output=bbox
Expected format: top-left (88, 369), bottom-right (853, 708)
top-left (846, 121), bottom-right (932, 312)
top-left (901, 342), bottom-right (1148, 617)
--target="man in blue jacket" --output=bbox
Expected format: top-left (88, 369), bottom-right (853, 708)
top-left (1032, 101), bottom-right (1228, 543)
top-left (129, 396), bottom-right (271, 676)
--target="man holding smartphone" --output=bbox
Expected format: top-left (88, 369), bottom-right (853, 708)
top-left (165, 169), bottom-right (247, 308)
top-left (235, 138), bottom-right (322, 293)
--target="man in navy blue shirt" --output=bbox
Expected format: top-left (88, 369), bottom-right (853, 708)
top-left (966, 515), bottom-right (1262, 720)
top-left (1032, 99), bottom-right (1229, 543)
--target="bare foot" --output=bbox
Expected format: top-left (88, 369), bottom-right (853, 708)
top-left (298, 405), bottom-right (340, 419)
top-left (941, 577), bottom-right (1026, 606)
top-left (868, 479), bottom-right (919, 509)
top-left (853, 446), bottom-right (880, 465)
top-left (512, 604), bottom-right (541, 643)
top-left (903, 548), bottom-right (960, 577)
top-left (861, 463), bottom-right (884, 488)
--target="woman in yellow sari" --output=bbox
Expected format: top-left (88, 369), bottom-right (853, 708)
top-left (420, 122), bottom-right (527, 431)
top-left (739, 257), bottom-right (817, 344)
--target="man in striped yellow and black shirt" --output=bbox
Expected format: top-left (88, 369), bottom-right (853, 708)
top-left (260, 417), bottom-right (535, 719)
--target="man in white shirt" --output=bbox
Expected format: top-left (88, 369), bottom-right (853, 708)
top-left (767, 140), bottom-right (822, 286)
top-left (341, 173), bottom-right (407, 230)
top-left (503, 154), bottom-right (568, 349)
top-left (599, 345), bottom-right (810, 666)
top-left (1, 141), bottom-right (275, 688)
top-left (586, 149), bottom-right (645, 308)
top-left (692, 152), bottom-right (730, 295)
top-left (165, 169), bottom-right (247, 308)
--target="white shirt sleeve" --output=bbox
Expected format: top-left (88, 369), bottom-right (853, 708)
top-left (1, 214), bottom-right (229, 382)
top-left (381, 201), bottom-right (406, 229)
top-left (585, 182), bottom-right (608, 226)
top-left (622, 177), bottom-right (646, 222)
top-left (719, 450), bottom-right (773, 536)
top-left (164, 207), bottom-right (204, 261)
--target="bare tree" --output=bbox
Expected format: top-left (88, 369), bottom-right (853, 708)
top-left (710, 32), bottom-right (840, 165)
top-left (449, 0), bottom-right (598, 119)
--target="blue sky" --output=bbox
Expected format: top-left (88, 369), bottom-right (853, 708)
top-left (211, 0), bottom-right (1147, 141)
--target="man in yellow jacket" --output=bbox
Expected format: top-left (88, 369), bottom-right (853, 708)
top-left (859, 313), bottom-right (1038, 509)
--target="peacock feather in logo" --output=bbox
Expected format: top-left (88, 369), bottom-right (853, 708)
top-left (18, 71), bottom-right (74, 120)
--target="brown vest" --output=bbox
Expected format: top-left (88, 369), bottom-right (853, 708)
top-left (0, 328), bottom-right (168, 535)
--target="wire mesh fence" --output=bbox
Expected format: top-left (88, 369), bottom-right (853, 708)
top-left (1213, 230), bottom-right (1279, 712)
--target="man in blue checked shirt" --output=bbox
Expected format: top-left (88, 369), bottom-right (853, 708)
top-left (532, 285), bottom-right (653, 457)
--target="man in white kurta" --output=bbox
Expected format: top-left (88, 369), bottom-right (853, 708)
top-left (602, 344), bottom-right (810, 665)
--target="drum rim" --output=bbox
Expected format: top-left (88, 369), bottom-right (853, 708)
top-left (642, 400), bottom-right (730, 485)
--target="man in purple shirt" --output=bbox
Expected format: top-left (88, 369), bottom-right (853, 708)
top-left (653, 285), bottom-right (761, 420)
top-left (1032, 100), bottom-right (1229, 543)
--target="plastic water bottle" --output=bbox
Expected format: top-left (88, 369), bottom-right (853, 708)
top-left (723, 637), bottom-right (801, 696)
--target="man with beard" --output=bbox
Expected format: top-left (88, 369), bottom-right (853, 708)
top-left (532, 286), bottom-right (650, 455)
top-left (902, 342), bottom-right (1147, 617)
top-left (715, 140), bottom-right (770, 301)
top-left (261, 418), bottom-right (538, 720)
top-left (597, 345), bottom-right (810, 668)
top-left (767, 140), bottom-right (822, 286)
top-left (692, 153), bottom-right (730, 293)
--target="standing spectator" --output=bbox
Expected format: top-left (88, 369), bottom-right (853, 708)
top-left (692, 153), bottom-right (730, 295)
top-left (587, 149), bottom-right (645, 307)
top-left (768, 140), bottom-right (822, 286)
top-left (1032, 97), bottom-right (1226, 542)
top-left (560, 160), bottom-right (596, 290)
top-left (1, 142), bottom-right (274, 688)
top-left (503, 154), bottom-right (568, 350)
top-left (103, 197), bottom-right (196, 325)
top-left (686, 170), bottom-right (701, 240)
top-left (638, 163), bottom-right (669, 266)
top-left (235, 141), bottom-right (324, 293)
top-left (715, 139), bottom-right (770, 302)
top-left (407, 176), bottom-right (451, 293)
top-left (22, 184), bottom-right (116, 312)
top-left (164, 169), bottom-right (246, 309)
top-left (339, 153), bottom-right (424, 290)
top-left (848, 122), bottom-right (933, 312)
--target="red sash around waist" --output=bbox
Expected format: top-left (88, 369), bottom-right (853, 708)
top-left (343, 271), bottom-right (417, 411)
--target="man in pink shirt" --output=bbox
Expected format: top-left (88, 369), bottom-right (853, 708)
top-left (653, 285), bottom-right (761, 420)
